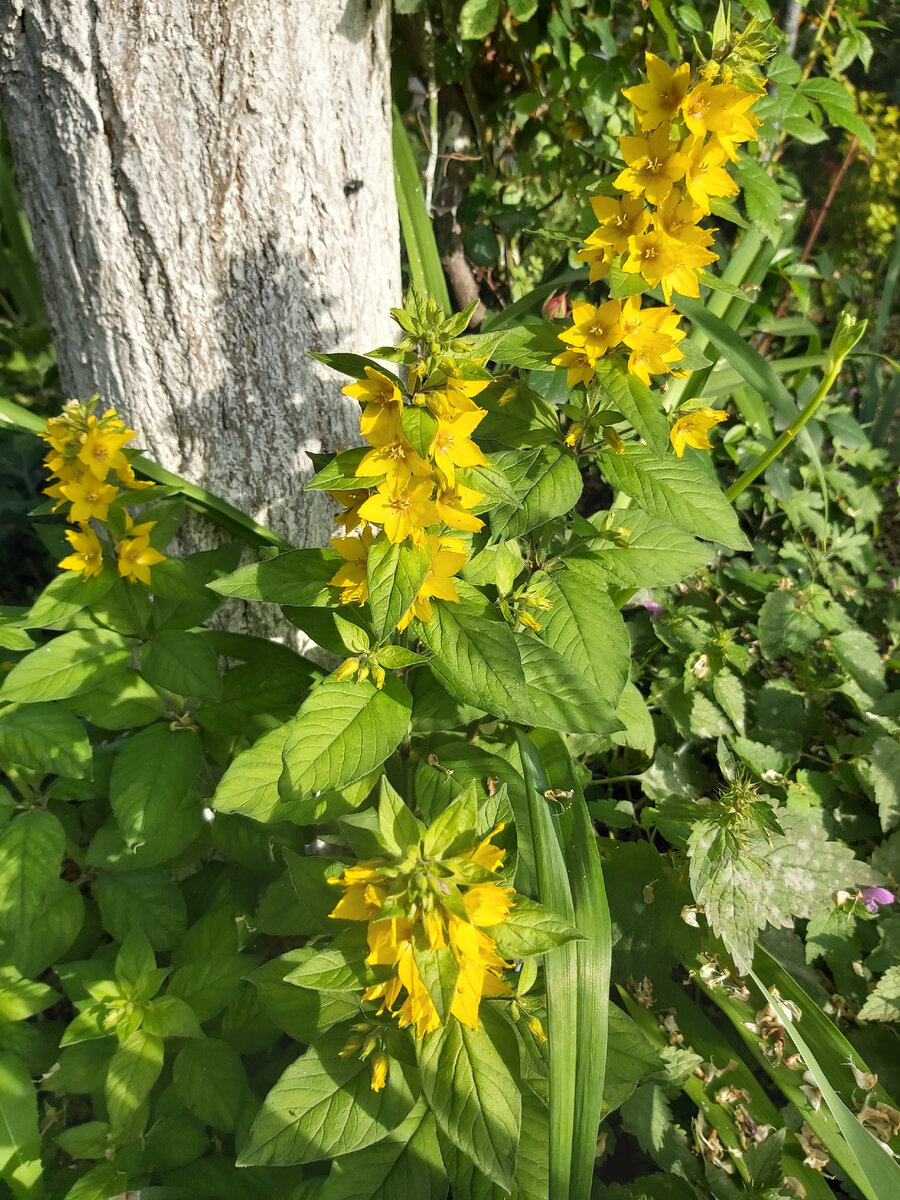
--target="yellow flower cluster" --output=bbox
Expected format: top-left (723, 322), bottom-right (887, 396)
top-left (554, 53), bottom-right (762, 392)
top-left (328, 367), bottom-right (491, 628)
top-left (41, 399), bottom-right (164, 585)
top-left (329, 822), bottom-right (514, 1055)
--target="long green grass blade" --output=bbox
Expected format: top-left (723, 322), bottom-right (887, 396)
top-left (862, 226), bottom-right (900, 428)
top-left (749, 961), bottom-right (900, 1200)
top-left (391, 105), bottom-right (452, 317)
top-left (516, 730), bottom-right (576, 1199)
top-left (529, 730), bottom-right (611, 1200)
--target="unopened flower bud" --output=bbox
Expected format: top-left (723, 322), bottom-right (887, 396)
top-left (603, 427), bottom-right (626, 453)
top-left (370, 1051), bottom-right (389, 1092)
top-left (565, 422), bottom-right (584, 447)
top-left (519, 612), bottom-right (542, 633)
top-left (372, 665), bottom-right (386, 690)
top-left (525, 1014), bottom-right (547, 1042)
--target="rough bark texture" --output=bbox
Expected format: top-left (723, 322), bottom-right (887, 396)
top-left (0, 0), bottom-right (400, 551)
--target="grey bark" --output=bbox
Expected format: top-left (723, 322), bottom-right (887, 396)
top-left (0, 0), bottom-right (400, 551)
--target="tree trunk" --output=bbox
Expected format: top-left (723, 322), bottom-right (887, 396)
top-left (0, 0), bottom-right (400, 551)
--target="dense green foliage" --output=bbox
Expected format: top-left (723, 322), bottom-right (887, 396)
top-left (0, 2), bottom-right (897, 1198)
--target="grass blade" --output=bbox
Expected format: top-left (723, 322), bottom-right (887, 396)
top-left (392, 106), bottom-right (452, 317)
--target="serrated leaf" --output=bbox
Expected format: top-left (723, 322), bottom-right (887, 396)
top-left (280, 675), bottom-right (411, 804)
top-left (757, 589), bottom-right (820, 658)
top-left (858, 737), bottom-right (900, 832)
top-left (858, 966), bottom-right (900, 1023)
top-left (238, 1029), bottom-right (416, 1165)
top-left (597, 446), bottom-right (749, 550)
top-left (417, 1018), bottom-right (521, 1189)
top-left (1, 628), bottom-right (131, 703)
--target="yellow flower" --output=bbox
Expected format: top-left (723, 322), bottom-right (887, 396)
top-left (670, 408), bottom-right (728, 457)
top-left (396, 946), bottom-right (442, 1038)
top-left (622, 54), bottom-right (692, 131)
top-left (358, 478), bottom-right (439, 546)
top-left (370, 1051), bottom-right (389, 1092)
top-left (354, 436), bottom-right (432, 489)
top-left (553, 347), bottom-right (596, 388)
top-left (58, 525), bottom-right (104, 579)
top-left (77, 424), bottom-right (135, 482)
top-left (614, 124), bottom-right (689, 207)
top-left (329, 489), bottom-right (370, 534)
top-left (342, 368), bottom-right (404, 444)
top-left (463, 883), bottom-right (515, 926)
top-left (461, 823), bottom-right (507, 874)
top-left (117, 524), bottom-right (166, 585)
top-left (558, 299), bottom-right (623, 361)
top-left (623, 230), bottom-right (715, 303)
top-left (397, 535), bottom-right (468, 630)
top-left (619, 296), bottom-right (686, 386)
top-left (430, 410), bottom-right (488, 486)
top-left (425, 376), bottom-right (490, 419)
top-left (681, 134), bottom-right (739, 214)
top-left (584, 194), bottom-right (650, 256)
top-left (59, 476), bottom-right (119, 523)
top-left (682, 83), bottom-right (760, 158)
top-left (329, 528), bottom-right (374, 605)
top-left (434, 483), bottom-right (485, 533)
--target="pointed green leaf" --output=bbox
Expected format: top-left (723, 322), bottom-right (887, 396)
top-left (0, 1051), bottom-right (42, 1195)
top-left (367, 537), bottom-right (432, 640)
top-left (110, 726), bottom-right (202, 850)
top-left (1, 628), bottom-right (131, 703)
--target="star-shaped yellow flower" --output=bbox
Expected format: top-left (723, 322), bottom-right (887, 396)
top-left (622, 54), bottom-right (692, 131)
top-left (670, 407), bottom-right (728, 457)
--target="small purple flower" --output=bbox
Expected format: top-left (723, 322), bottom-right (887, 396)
top-left (861, 887), bottom-right (895, 913)
top-left (643, 600), bottom-right (664, 621)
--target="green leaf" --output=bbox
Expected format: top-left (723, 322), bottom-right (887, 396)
top-left (757, 589), bottom-right (820, 658)
top-left (392, 108), bottom-right (452, 315)
top-left (105, 1028), bottom-right (164, 1134)
top-left (141, 996), bottom-right (205, 1039)
top-left (0, 965), bottom-right (58, 1025)
top-left (488, 446), bottom-right (583, 541)
top-left (378, 776), bottom-right (423, 856)
top-left (140, 629), bottom-right (222, 700)
top-left (110, 726), bottom-right (202, 850)
top-left (174, 1038), bottom-right (252, 1133)
top-left (63, 669), bottom-right (166, 730)
top-left (1, 628), bottom-right (131, 703)
top-left (459, 0), bottom-right (500, 40)
top-left (208, 548), bottom-right (338, 606)
top-left (0, 1051), bottom-right (42, 1196)
top-left (858, 738), bottom-right (900, 832)
top-left (55, 1121), bottom-right (111, 1161)
top-left (168, 954), bottom-right (256, 1023)
top-left (211, 720), bottom-right (294, 823)
top-left (416, 584), bottom-right (527, 720)
top-left (0, 809), bottom-right (65, 936)
top-left (238, 1029), bottom-right (416, 1166)
top-left (24, 568), bottom-right (114, 629)
top-left (733, 154), bottom-right (784, 242)
top-left (422, 789), bottom-right (478, 859)
top-left (318, 1102), bottom-right (447, 1200)
top-left (367, 538), bottom-right (431, 641)
top-left (280, 675), bottom-right (412, 804)
top-left (114, 928), bottom-right (160, 999)
top-left (488, 896), bottom-right (581, 957)
top-left (0, 702), bottom-right (92, 778)
top-left (284, 936), bottom-right (373, 993)
top-left (516, 634), bottom-right (622, 734)
top-left (417, 1018), bottom-right (520, 1189)
top-left (597, 447), bottom-right (749, 550)
top-left (858, 966), bottom-right (900, 1023)
top-left (412, 931), bottom-right (460, 1023)
top-left (595, 361), bottom-right (668, 458)
top-left (96, 869), bottom-right (186, 951)
top-left (688, 810), bottom-right (876, 972)
top-left (564, 510), bottom-right (711, 592)
top-left (602, 1006), bottom-right (662, 1117)
top-left (310, 352), bottom-right (403, 387)
top-left (530, 571), bottom-right (629, 705)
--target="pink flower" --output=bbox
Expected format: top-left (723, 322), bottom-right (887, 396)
top-left (861, 887), bottom-right (895, 913)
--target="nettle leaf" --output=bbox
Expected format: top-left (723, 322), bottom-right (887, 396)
top-left (688, 810), bottom-right (877, 972)
top-left (0, 702), bottom-right (92, 778)
top-left (858, 966), bottom-right (900, 1023)
top-left (0, 1051), bottom-right (42, 1195)
top-left (597, 446), bottom-right (749, 551)
top-left (208, 548), bottom-right (339, 606)
top-left (367, 537), bottom-right (431, 641)
top-left (238, 1028), bottom-right (417, 1166)
top-left (857, 737), bottom-right (900, 832)
top-left (211, 720), bottom-right (294, 823)
top-left (417, 1017), bottom-right (521, 1189)
top-left (487, 446), bottom-right (583, 541)
top-left (110, 726), bottom-right (202, 850)
top-left (602, 1006), bottom-right (662, 1118)
top-left (595, 361), bottom-right (668, 459)
top-left (488, 895), bottom-right (582, 957)
top-left (564, 510), bottom-right (711, 592)
top-left (105, 1028), bottom-right (165, 1135)
top-left (416, 585), bottom-right (527, 721)
top-left (0, 628), bottom-right (131, 703)
top-left (280, 675), bottom-right (412, 804)
top-left (318, 1101), bottom-right (447, 1200)
top-left (140, 629), bottom-right (223, 700)
top-left (757, 589), bottom-right (821, 659)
